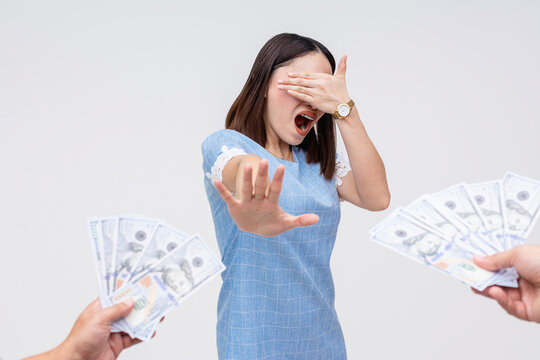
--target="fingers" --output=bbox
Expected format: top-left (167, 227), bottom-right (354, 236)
top-left (240, 165), bottom-right (254, 201)
top-left (489, 287), bottom-right (514, 315)
top-left (486, 286), bottom-right (508, 303)
top-left (278, 84), bottom-right (314, 96)
top-left (335, 54), bottom-right (347, 77)
top-left (285, 89), bottom-right (314, 103)
top-left (296, 213), bottom-right (319, 227)
top-left (78, 298), bottom-right (102, 320)
top-left (487, 286), bottom-right (528, 320)
top-left (474, 248), bottom-right (519, 271)
top-left (215, 160), bottom-right (281, 204)
top-left (100, 298), bottom-right (135, 324)
top-left (471, 287), bottom-right (494, 299)
top-left (121, 333), bottom-right (142, 349)
top-left (277, 77), bottom-right (317, 88)
top-left (254, 159), bottom-right (269, 200)
top-left (507, 286), bottom-right (523, 301)
top-left (472, 286), bottom-right (530, 321)
top-left (267, 165), bottom-right (285, 204)
top-left (287, 213), bottom-right (320, 229)
top-left (87, 298), bottom-right (102, 312)
top-left (214, 179), bottom-right (237, 206)
top-left (287, 71), bottom-right (323, 79)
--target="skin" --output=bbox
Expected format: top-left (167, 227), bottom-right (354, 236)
top-left (473, 245), bottom-right (540, 323)
top-left (23, 298), bottom-right (160, 360)
top-left (215, 51), bottom-right (391, 237)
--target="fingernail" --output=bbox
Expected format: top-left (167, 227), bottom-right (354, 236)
top-left (277, 79), bottom-right (283, 83)
top-left (288, 72), bottom-right (295, 76)
top-left (474, 255), bottom-right (486, 261)
top-left (122, 298), bottom-right (134, 306)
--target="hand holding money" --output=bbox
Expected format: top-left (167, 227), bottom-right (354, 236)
top-left (370, 172), bottom-right (540, 291)
top-left (61, 299), bottom-right (139, 360)
top-left (473, 245), bottom-right (540, 323)
top-left (23, 298), bottom-right (140, 360)
top-left (88, 215), bottom-right (226, 341)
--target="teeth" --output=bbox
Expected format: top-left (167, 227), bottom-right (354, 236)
top-left (300, 114), bottom-right (314, 121)
top-left (300, 124), bottom-right (306, 130)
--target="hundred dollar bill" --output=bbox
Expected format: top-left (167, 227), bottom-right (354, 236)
top-left (402, 196), bottom-right (482, 255)
top-left (110, 233), bottom-right (225, 341)
top-left (129, 224), bottom-right (191, 281)
top-left (112, 217), bottom-right (160, 292)
top-left (115, 223), bottom-right (190, 340)
top-left (100, 218), bottom-right (117, 296)
top-left (400, 202), bottom-right (517, 287)
top-left (88, 219), bottom-right (109, 307)
top-left (430, 185), bottom-right (518, 285)
top-left (501, 173), bottom-right (540, 247)
top-left (370, 210), bottom-right (503, 291)
top-left (466, 181), bottom-right (507, 250)
top-left (88, 218), bottom-right (127, 334)
top-left (430, 184), bottom-right (503, 253)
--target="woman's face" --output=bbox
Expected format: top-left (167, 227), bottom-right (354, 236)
top-left (264, 51), bottom-right (333, 146)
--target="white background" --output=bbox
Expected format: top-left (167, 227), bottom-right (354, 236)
top-left (1, 1), bottom-right (540, 359)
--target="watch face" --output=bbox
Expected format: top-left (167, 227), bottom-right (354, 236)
top-left (338, 104), bottom-right (350, 117)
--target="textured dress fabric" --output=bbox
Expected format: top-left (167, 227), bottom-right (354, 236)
top-left (202, 129), bottom-right (351, 360)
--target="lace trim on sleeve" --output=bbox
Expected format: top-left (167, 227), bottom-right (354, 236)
top-left (333, 151), bottom-right (352, 187)
top-left (205, 145), bottom-right (247, 182)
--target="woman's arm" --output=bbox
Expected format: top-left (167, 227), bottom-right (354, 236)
top-left (273, 54), bottom-right (390, 211)
top-left (336, 105), bottom-right (390, 211)
top-left (221, 154), bottom-right (266, 195)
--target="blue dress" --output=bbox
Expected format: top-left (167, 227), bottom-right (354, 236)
top-left (202, 129), bottom-right (349, 360)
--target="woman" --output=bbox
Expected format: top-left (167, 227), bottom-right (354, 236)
top-left (202, 33), bottom-right (390, 359)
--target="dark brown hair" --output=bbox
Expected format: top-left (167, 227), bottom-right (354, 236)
top-left (225, 33), bottom-right (337, 180)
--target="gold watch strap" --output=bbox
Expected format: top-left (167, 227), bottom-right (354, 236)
top-left (332, 99), bottom-right (355, 119)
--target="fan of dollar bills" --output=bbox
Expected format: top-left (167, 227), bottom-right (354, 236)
top-left (88, 216), bottom-right (226, 341)
top-left (370, 172), bottom-right (540, 291)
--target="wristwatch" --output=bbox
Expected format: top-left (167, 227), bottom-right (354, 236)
top-left (332, 99), bottom-right (355, 119)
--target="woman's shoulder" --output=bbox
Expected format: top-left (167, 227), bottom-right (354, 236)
top-left (202, 129), bottom-right (251, 149)
top-left (201, 129), bottom-right (259, 180)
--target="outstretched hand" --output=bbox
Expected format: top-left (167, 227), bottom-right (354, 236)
top-left (472, 245), bottom-right (540, 323)
top-left (214, 159), bottom-right (319, 237)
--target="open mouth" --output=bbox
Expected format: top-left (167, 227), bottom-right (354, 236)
top-left (294, 114), bottom-right (315, 135)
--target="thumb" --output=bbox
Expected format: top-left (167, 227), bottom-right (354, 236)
top-left (293, 213), bottom-right (319, 227)
top-left (100, 299), bottom-right (135, 324)
top-left (335, 55), bottom-right (347, 77)
top-left (474, 249), bottom-right (518, 271)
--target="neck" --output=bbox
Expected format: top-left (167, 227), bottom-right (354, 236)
top-left (263, 120), bottom-right (293, 161)
top-left (265, 137), bottom-right (292, 161)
